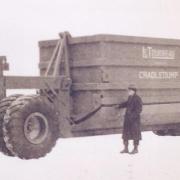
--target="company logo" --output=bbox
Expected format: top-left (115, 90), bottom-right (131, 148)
top-left (139, 71), bottom-right (179, 79)
top-left (142, 46), bottom-right (175, 60)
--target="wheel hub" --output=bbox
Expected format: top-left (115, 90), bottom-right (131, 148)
top-left (24, 112), bottom-right (49, 144)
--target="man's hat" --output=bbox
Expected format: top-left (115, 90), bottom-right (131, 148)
top-left (128, 84), bottom-right (137, 92)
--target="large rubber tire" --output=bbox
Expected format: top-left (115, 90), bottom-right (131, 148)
top-left (153, 130), bottom-right (167, 136)
top-left (0, 94), bottom-right (22, 156)
top-left (153, 129), bottom-right (180, 136)
top-left (3, 95), bottom-right (59, 159)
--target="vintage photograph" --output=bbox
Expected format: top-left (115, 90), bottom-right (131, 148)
top-left (0, 0), bottom-right (180, 180)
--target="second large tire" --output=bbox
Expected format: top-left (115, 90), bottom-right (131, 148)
top-left (0, 94), bottom-right (22, 156)
top-left (153, 129), bottom-right (180, 136)
top-left (3, 95), bottom-right (59, 159)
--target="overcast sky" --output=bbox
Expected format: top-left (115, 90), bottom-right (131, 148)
top-left (0, 0), bottom-right (180, 76)
top-left (0, 0), bottom-right (180, 180)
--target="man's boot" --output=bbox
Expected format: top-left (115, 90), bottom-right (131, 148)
top-left (120, 146), bottom-right (129, 153)
top-left (129, 145), bottom-right (138, 154)
top-left (120, 140), bottom-right (129, 153)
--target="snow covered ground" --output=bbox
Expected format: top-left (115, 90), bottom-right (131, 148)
top-left (1, 132), bottom-right (180, 180)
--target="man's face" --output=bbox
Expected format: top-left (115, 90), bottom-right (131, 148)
top-left (128, 89), bottom-right (135, 96)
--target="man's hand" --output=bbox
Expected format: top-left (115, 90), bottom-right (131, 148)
top-left (114, 105), bottom-right (120, 109)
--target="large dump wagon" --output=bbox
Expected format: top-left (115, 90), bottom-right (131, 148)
top-left (0, 32), bottom-right (180, 159)
top-left (39, 33), bottom-right (180, 136)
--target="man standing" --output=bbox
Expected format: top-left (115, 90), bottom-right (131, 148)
top-left (116, 84), bottom-right (143, 154)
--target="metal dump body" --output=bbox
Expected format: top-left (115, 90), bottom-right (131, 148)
top-left (39, 34), bottom-right (180, 137)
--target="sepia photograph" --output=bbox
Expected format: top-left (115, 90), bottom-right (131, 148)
top-left (0, 0), bottom-right (180, 180)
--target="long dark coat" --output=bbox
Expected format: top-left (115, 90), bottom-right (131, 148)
top-left (118, 93), bottom-right (143, 141)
